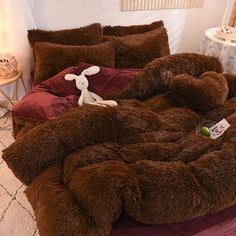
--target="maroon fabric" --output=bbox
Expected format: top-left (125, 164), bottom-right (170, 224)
top-left (42, 62), bottom-right (141, 97)
top-left (13, 63), bottom-right (139, 123)
top-left (111, 204), bottom-right (236, 236)
top-left (42, 66), bottom-right (80, 97)
top-left (80, 62), bottom-right (141, 96)
top-left (12, 85), bottom-right (78, 122)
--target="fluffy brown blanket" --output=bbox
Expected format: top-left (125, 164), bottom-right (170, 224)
top-left (3, 53), bottom-right (236, 236)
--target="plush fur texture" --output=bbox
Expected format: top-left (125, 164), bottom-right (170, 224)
top-left (14, 54), bottom-right (222, 137)
top-left (33, 42), bottom-right (115, 84)
top-left (170, 72), bottom-right (229, 111)
top-left (28, 23), bottom-right (102, 48)
top-left (103, 20), bottom-right (164, 36)
top-left (3, 53), bottom-right (236, 236)
top-left (106, 53), bottom-right (223, 100)
top-left (101, 27), bottom-right (170, 68)
top-left (224, 73), bottom-right (236, 98)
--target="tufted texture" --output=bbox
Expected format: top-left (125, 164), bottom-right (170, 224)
top-left (103, 20), bottom-right (164, 37)
top-left (33, 41), bottom-right (115, 84)
top-left (107, 53), bottom-right (223, 100)
top-left (224, 73), bottom-right (236, 98)
top-left (3, 53), bottom-right (236, 236)
top-left (28, 23), bottom-right (102, 48)
top-left (101, 27), bottom-right (170, 68)
top-left (170, 72), bottom-right (229, 111)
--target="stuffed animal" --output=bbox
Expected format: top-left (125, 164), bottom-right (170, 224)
top-left (65, 66), bottom-right (118, 107)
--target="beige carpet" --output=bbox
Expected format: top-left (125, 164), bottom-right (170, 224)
top-left (0, 115), bottom-right (39, 236)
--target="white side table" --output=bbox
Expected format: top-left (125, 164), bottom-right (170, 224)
top-left (0, 69), bottom-right (27, 107)
top-left (200, 28), bottom-right (236, 74)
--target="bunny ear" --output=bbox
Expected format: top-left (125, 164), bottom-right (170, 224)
top-left (81, 66), bottom-right (100, 76)
top-left (65, 74), bottom-right (77, 81)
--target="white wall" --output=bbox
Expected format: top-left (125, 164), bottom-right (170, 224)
top-left (32, 0), bottom-right (229, 53)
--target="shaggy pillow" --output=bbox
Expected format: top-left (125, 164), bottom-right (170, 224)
top-left (108, 53), bottom-right (223, 100)
top-left (103, 20), bottom-right (164, 37)
top-left (224, 73), bottom-right (236, 98)
top-left (42, 62), bottom-right (141, 97)
top-left (33, 42), bottom-right (115, 85)
top-left (170, 71), bottom-right (229, 111)
top-left (28, 23), bottom-right (102, 48)
top-left (101, 27), bottom-right (170, 68)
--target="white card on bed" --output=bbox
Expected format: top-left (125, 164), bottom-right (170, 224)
top-left (209, 119), bottom-right (230, 139)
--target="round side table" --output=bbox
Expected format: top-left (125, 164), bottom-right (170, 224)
top-left (200, 28), bottom-right (236, 74)
top-left (0, 69), bottom-right (27, 107)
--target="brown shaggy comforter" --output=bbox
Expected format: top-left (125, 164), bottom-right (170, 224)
top-left (3, 53), bottom-right (236, 236)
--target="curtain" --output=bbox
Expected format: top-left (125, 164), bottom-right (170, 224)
top-left (229, 0), bottom-right (236, 27)
top-left (0, 0), bottom-right (36, 90)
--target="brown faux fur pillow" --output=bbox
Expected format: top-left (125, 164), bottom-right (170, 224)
top-left (224, 73), bottom-right (236, 98)
top-left (101, 27), bottom-right (170, 68)
top-left (33, 42), bottom-right (115, 85)
top-left (170, 71), bottom-right (229, 111)
top-left (28, 23), bottom-right (102, 48)
top-left (103, 20), bottom-right (164, 37)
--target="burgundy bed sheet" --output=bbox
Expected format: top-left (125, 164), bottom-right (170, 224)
top-left (111, 204), bottom-right (236, 236)
top-left (13, 62), bottom-right (140, 125)
top-left (12, 63), bottom-right (140, 137)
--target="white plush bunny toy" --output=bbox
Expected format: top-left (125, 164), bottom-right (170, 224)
top-left (65, 66), bottom-right (118, 107)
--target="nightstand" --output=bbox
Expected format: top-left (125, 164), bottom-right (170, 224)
top-left (200, 28), bottom-right (236, 74)
top-left (0, 69), bottom-right (27, 107)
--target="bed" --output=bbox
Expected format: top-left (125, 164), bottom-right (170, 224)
top-left (3, 21), bottom-right (236, 235)
top-left (12, 20), bottom-right (168, 137)
top-left (111, 208), bottom-right (236, 236)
